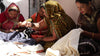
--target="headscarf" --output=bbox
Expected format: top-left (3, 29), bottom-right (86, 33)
top-left (44, 0), bottom-right (76, 38)
top-left (5, 3), bottom-right (20, 20)
top-left (0, 3), bottom-right (24, 30)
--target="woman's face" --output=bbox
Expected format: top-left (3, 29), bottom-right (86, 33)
top-left (76, 2), bottom-right (91, 15)
top-left (39, 7), bottom-right (45, 17)
top-left (8, 10), bottom-right (18, 18)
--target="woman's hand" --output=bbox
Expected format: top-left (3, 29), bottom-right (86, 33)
top-left (4, 29), bottom-right (14, 33)
top-left (18, 21), bottom-right (32, 27)
top-left (18, 22), bottom-right (25, 27)
top-left (25, 22), bottom-right (32, 27)
top-left (33, 35), bottom-right (44, 42)
top-left (35, 38), bottom-right (43, 42)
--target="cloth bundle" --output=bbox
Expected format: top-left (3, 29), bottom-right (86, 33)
top-left (45, 28), bottom-right (83, 56)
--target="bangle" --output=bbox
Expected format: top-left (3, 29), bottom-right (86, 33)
top-left (92, 32), bottom-right (94, 38)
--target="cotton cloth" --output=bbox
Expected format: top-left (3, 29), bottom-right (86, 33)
top-left (45, 28), bottom-right (83, 56)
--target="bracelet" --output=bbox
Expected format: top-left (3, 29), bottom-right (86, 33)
top-left (92, 32), bottom-right (94, 38)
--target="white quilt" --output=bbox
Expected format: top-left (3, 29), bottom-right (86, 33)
top-left (45, 28), bottom-right (83, 56)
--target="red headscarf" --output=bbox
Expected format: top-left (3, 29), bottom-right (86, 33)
top-left (0, 3), bottom-right (25, 30)
top-left (5, 3), bottom-right (20, 19)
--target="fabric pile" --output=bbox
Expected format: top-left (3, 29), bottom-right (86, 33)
top-left (45, 28), bottom-right (83, 56)
top-left (0, 40), bottom-right (45, 56)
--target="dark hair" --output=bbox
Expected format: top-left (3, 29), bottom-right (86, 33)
top-left (40, 6), bottom-right (45, 9)
top-left (76, 0), bottom-right (92, 4)
top-left (8, 9), bottom-right (18, 12)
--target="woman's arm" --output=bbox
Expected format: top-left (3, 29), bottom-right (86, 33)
top-left (81, 18), bottom-right (100, 40)
top-left (94, 18), bottom-right (100, 39)
top-left (32, 19), bottom-right (48, 31)
top-left (42, 29), bottom-right (57, 42)
top-left (35, 29), bottom-right (57, 42)
top-left (32, 29), bottom-right (48, 34)
top-left (0, 23), bottom-right (11, 33)
top-left (0, 23), bottom-right (4, 32)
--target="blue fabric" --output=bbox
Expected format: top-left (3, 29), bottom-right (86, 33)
top-left (0, 31), bottom-right (36, 45)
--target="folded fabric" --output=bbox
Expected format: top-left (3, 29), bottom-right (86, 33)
top-left (45, 48), bottom-right (61, 56)
top-left (45, 28), bottom-right (83, 56)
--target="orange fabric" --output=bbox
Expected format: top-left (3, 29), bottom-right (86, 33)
top-left (36, 50), bottom-right (44, 53)
top-left (31, 13), bottom-right (48, 39)
top-left (31, 13), bottom-right (42, 22)
top-left (31, 13), bottom-right (48, 30)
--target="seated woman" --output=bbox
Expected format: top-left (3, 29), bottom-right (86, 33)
top-left (24, 0), bottom-right (76, 51)
top-left (26, 6), bottom-right (48, 39)
top-left (0, 3), bottom-right (36, 45)
top-left (0, 3), bottom-right (25, 32)
top-left (75, 0), bottom-right (100, 56)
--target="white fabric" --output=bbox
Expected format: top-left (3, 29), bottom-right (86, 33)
top-left (0, 40), bottom-right (45, 56)
top-left (45, 28), bottom-right (83, 56)
top-left (45, 48), bottom-right (61, 56)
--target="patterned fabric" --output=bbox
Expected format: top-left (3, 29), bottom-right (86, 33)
top-left (43, 0), bottom-right (76, 50)
top-left (78, 10), bottom-right (100, 56)
top-left (0, 3), bottom-right (25, 31)
top-left (44, 0), bottom-right (76, 38)
top-left (78, 37), bottom-right (100, 56)
top-left (78, 11), bottom-right (99, 33)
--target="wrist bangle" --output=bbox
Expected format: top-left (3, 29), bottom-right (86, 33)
top-left (92, 32), bottom-right (94, 38)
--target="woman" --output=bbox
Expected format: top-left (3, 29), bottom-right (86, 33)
top-left (76, 0), bottom-right (100, 56)
top-left (0, 3), bottom-right (36, 45)
top-left (26, 0), bottom-right (76, 50)
top-left (30, 6), bottom-right (48, 39)
top-left (0, 3), bottom-right (25, 32)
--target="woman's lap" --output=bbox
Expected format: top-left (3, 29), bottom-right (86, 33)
top-left (78, 37), bottom-right (100, 56)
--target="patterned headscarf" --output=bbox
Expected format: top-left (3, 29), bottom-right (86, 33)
top-left (44, 0), bottom-right (76, 38)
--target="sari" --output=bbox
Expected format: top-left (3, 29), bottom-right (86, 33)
top-left (44, 0), bottom-right (76, 38)
top-left (0, 3), bottom-right (36, 45)
top-left (0, 3), bottom-right (25, 31)
top-left (31, 13), bottom-right (42, 22)
top-left (43, 0), bottom-right (76, 50)
top-left (31, 12), bottom-right (48, 39)
top-left (78, 10), bottom-right (100, 56)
